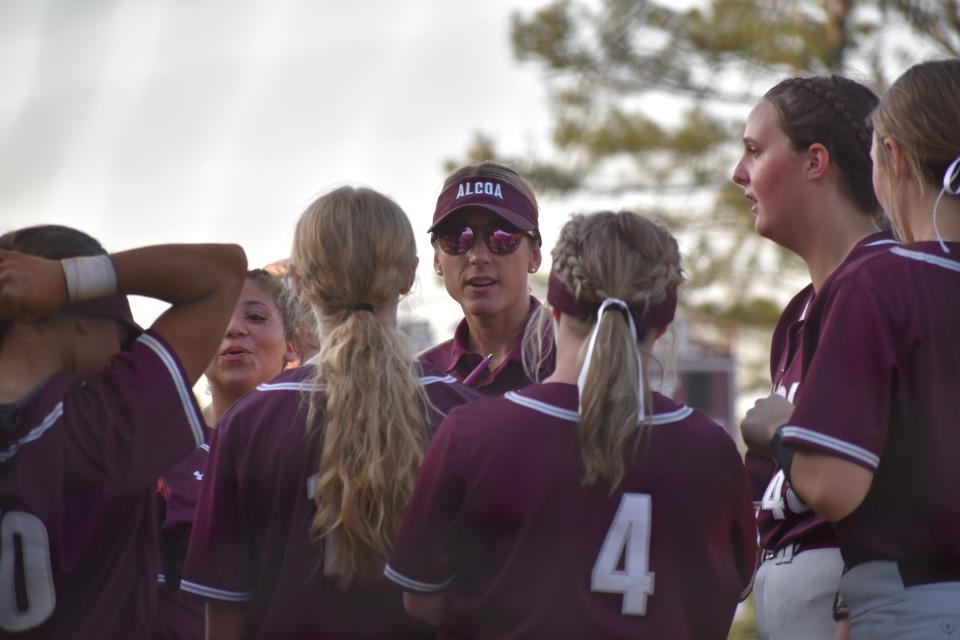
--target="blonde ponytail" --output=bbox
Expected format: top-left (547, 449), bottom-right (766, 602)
top-left (291, 186), bottom-right (431, 586)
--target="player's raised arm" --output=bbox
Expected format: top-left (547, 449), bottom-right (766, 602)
top-left (0, 242), bottom-right (247, 383)
top-left (110, 244), bottom-right (246, 382)
top-left (0, 225), bottom-right (245, 640)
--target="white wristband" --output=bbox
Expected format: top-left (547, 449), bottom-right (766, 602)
top-left (60, 255), bottom-right (118, 302)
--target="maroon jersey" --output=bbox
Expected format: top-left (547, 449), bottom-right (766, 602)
top-left (154, 429), bottom-right (212, 640)
top-left (783, 241), bottom-right (960, 570)
top-left (420, 296), bottom-right (554, 395)
top-left (747, 232), bottom-right (896, 552)
top-left (0, 331), bottom-right (204, 639)
top-left (386, 384), bottom-right (756, 639)
top-left (181, 363), bottom-right (482, 639)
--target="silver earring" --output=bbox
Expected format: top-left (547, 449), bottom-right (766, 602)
top-left (528, 267), bottom-right (537, 274)
top-left (435, 268), bottom-right (443, 276)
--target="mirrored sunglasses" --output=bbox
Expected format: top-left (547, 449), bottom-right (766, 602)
top-left (436, 225), bottom-right (535, 256)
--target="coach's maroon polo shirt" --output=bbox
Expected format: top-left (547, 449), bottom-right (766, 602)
top-left (0, 331), bottom-right (204, 639)
top-left (387, 384), bottom-right (756, 639)
top-left (783, 241), bottom-right (960, 572)
top-left (747, 232), bottom-right (897, 554)
top-left (182, 363), bottom-right (482, 640)
top-left (420, 296), bottom-right (554, 395)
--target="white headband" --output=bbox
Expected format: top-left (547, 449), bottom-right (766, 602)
top-left (932, 155), bottom-right (960, 254)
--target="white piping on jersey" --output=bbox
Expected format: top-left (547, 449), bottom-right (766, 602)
top-left (139, 333), bottom-right (205, 448)
top-left (257, 374), bottom-right (458, 393)
top-left (256, 381), bottom-right (327, 392)
top-left (420, 374), bottom-right (459, 386)
top-left (503, 391), bottom-right (693, 425)
top-left (891, 246), bottom-right (960, 273)
top-left (504, 393), bottom-right (578, 421)
top-left (199, 443), bottom-right (210, 452)
top-left (864, 239), bottom-right (898, 247)
top-left (383, 564), bottom-right (456, 593)
top-left (0, 402), bottom-right (63, 463)
top-left (180, 579), bottom-right (255, 602)
top-left (780, 426), bottom-right (880, 469)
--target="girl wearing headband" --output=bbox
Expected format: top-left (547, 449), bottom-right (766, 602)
top-left (387, 211), bottom-right (755, 638)
top-left (181, 186), bottom-right (480, 639)
top-left (742, 59), bottom-right (960, 639)
top-left (420, 161), bottom-right (554, 394)
top-left (0, 225), bottom-right (245, 639)
top-left (731, 74), bottom-right (892, 639)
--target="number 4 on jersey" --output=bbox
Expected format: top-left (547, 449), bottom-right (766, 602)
top-left (591, 493), bottom-right (655, 616)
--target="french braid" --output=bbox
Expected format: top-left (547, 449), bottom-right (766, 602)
top-left (792, 76), bottom-right (874, 155)
top-left (765, 75), bottom-right (881, 218)
top-left (550, 211), bottom-right (684, 489)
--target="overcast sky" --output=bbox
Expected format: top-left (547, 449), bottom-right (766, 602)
top-left (0, 0), bottom-right (565, 334)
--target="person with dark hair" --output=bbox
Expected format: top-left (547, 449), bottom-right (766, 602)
top-left (742, 59), bottom-right (960, 639)
top-left (731, 74), bottom-right (894, 639)
top-left (181, 186), bottom-right (481, 639)
top-left (387, 211), bottom-right (755, 639)
top-left (0, 224), bottom-right (245, 638)
top-left (153, 268), bottom-right (297, 640)
top-left (421, 161), bottom-right (554, 395)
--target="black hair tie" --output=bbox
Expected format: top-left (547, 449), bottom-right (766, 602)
top-left (350, 303), bottom-right (374, 313)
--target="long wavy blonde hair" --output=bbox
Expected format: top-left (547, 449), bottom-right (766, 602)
top-left (291, 186), bottom-right (431, 586)
top-left (551, 211), bottom-right (684, 489)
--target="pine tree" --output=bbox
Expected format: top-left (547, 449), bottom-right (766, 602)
top-left (445, 1), bottom-right (957, 392)
top-left (448, 0), bottom-right (958, 329)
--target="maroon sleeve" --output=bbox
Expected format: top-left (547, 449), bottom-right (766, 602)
top-left (66, 330), bottom-right (204, 489)
top-left (180, 419), bottom-right (258, 603)
top-left (384, 413), bottom-right (466, 592)
top-left (782, 281), bottom-right (893, 470)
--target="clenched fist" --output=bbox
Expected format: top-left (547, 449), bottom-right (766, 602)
top-left (0, 250), bottom-right (69, 321)
top-left (740, 393), bottom-right (795, 454)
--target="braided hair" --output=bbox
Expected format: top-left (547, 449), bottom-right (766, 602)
top-left (765, 75), bottom-right (882, 222)
top-left (550, 211), bottom-right (684, 489)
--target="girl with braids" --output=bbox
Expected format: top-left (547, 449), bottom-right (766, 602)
top-left (181, 186), bottom-right (481, 639)
top-left (387, 211), bottom-right (755, 639)
top-left (743, 59), bottom-right (960, 639)
top-left (421, 161), bottom-right (554, 395)
top-left (154, 269), bottom-right (298, 640)
top-left (731, 74), bottom-right (893, 639)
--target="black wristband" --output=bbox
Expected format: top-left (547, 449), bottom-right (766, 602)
top-left (770, 425), bottom-right (796, 482)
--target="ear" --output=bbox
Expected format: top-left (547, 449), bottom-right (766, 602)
top-left (883, 137), bottom-right (906, 179)
top-left (433, 252), bottom-right (442, 277)
top-left (282, 339), bottom-right (298, 367)
top-left (528, 244), bottom-right (542, 273)
top-left (400, 257), bottom-right (419, 295)
top-left (805, 143), bottom-right (831, 181)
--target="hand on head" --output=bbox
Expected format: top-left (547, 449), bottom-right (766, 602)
top-left (0, 250), bottom-right (69, 321)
